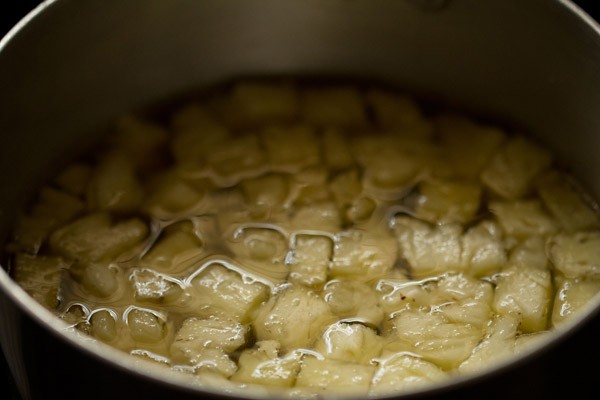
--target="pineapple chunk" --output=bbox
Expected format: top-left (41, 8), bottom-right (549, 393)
top-left (142, 222), bottom-right (203, 272)
top-left (12, 253), bottom-right (67, 309)
top-left (435, 114), bottom-right (505, 179)
top-left (323, 280), bottom-right (384, 326)
top-left (295, 357), bottom-right (375, 395)
top-left (170, 104), bottom-right (230, 167)
top-left (329, 168), bottom-right (362, 210)
top-left (186, 348), bottom-right (238, 378)
top-left (490, 199), bottom-right (558, 240)
top-left (367, 89), bottom-right (433, 138)
top-left (229, 81), bottom-right (299, 126)
top-left (548, 231), bottom-right (600, 279)
top-left (459, 314), bottom-right (519, 373)
top-left (13, 186), bottom-right (84, 253)
top-left (390, 309), bottom-right (482, 370)
top-left (301, 86), bottom-right (367, 128)
top-left (370, 353), bottom-right (446, 394)
top-left (288, 234), bottom-right (332, 288)
top-left (54, 163), bottom-right (92, 196)
top-left (331, 230), bottom-right (397, 280)
top-left (127, 308), bottom-right (167, 344)
top-left (90, 310), bottom-right (118, 343)
top-left (322, 128), bottom-right (355, 170)
top-left (70, 262), bottom-right (120, 298)
top-left (232, 340), bottom-right (302, 387)
top-left (170, 315), bottom-right (248, 361)
top-left (112, 115), bottom-right (168, 171)
top-left (206, 133), bottom-right (266, 179)
top-left (143, 171), bottom-right (205, 216)
top-left (130, 269), bottom-right (183, 304)
top-left (376, 275), bottom-right (436, 315)
top-left (190, 264), bottom-right (269, 321)
top-left (537, 170), bottom-right (600, 232)
top-left (393, 217), bottom-right (462, 277)
top-left (460, 221), bottom-right (507, 277)
top-left (49, 213), bottom-right (148, 263)
top-left (86, 151), bottom-right (144, 213)
top-left (261, 124), bottom-right (320, 171)
top-left (253, 284), bottom-right (335, 350)
top-left (481, 136), bottom-right (552, 199)
top-left (290, 202), bottom-right (342, 232)
top-left (415, 178), bottom-right (482, 224)
top-left (552, 276), bottom-right (600, 326)
top-left (314, 322), bottom-right (383, 365)
top-left (493, 238), bottom-right (552, 332)
top-left (241, 173), bottom-right (289, 218)
top-left (346, 196), bottom-right (377, 224)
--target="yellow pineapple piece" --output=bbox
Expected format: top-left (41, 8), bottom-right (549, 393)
top-left (536, 170), bottom-right (600, 232)
top-left (290, 202), bottom-right (342, 232)
top-left (142, 222), bottom-right (203, 272)
top-left (370, 353), bottom-right (446, 395)
top-left (12, 253), bottom-right (67, 309)
top-left (112, 115), bottom-right (168, 172)
top-left (366, 89), bottom-right (433, 138)
top-left (314, 322), bottom-right (383, 365)
top-left (87, 151), bottom-right (144, 213)
top-left (70, 261), bottom-right (120, 298)
top-left (323, 280), bottom-right (384, 326)
top-left (229, 81), bottom-right (299, 126)
top-left (329, 168), bottom-right (363, 210)
top-left (460, 221), bottom-right (507, 277)
top-left (261, 124), bottom-right (320, 171)
top-left (322, 128), bottom-right (355, 170)
top-left (301, 86), bottom-right (367, 128)
top-left (49, 213), bottom-right (148, 263)
top-left (127, 308), bottom-right (167, 344)
top-left (231, 340), bottom-right (302, 387)
top-left (206, 133), bottom-right (266, 179)
top-left (143, 171), bottom-right (205, 217)
top-left (490, 199), bottom-right (558, 240)
top-left (190, 264), bottom-right (269, 321)
top-left (89, 310), bottom-right (118, 343)
top-left (552, 276), bottom-right (600, 326)
top-left (241, 173), bottom-right (289, 218)
top-left (130, 269), bottom-right (183, 304)
top-left (416, 178), bottom-right (482, 224)
top-left (375, 274), bottom-right (436, 315)
top-left (295, 357), bottom-right (375, 395)
top-left (253, 284), bottom-right (336, 350)
top-left (548, 231), bottom-right (600, 279)
top-left (288, 234), bottom-right (332, 288)
top-left (481, 136), bottom-right (552, 199)
top-left (331, 230), bottom-right (397, 280)
top-left (493, 238), bottom-right (552, 332)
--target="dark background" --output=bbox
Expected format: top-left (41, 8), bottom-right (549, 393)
top-left (1, 1), bottom-right (600, 399)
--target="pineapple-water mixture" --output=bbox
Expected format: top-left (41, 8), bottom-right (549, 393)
top-left (7, 78), bottom-right (600, 396)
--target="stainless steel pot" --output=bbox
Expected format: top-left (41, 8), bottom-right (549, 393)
top-left (1, 1), bottom-right (600, 399)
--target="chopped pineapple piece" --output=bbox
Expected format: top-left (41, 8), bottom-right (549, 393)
top-left (253, 284), bottom-right (335, 350)
top-left (331, 230), bottom-right (397, 280)
top-left (241, 173), bottom-right (289, 218)
top-left (90, 309), bottom-right (118, 343)
top-left (481, 136), bottom-right (552, 199)
top-left (314, 322), bottom-right (383, 364)
top-left (290, 202), bottom-right (342, 232)
top-left (261, 124), bottom-right (320, 171)
top-left (143, 171), bottom-right (205, 216)
top-left (390, 309), bottom-right (482, 369)
top-left (493, 238), bottom-right (552, 332)
top-left (70, 262), bottom-right (120, 298)
top-left (170, 315), bottom-right (248, 362)
top-left (295, 357), bottom-right (375, 395)
top-left (435, 114), bottom-right (505, 179)
top-left (170, 104), bottom-right (230, 168)
top-left (367, 89), bottom-right (433, 138)
top-left (12, 253), bottom-right (67, 309)
top-left (206, 133), bottom-right (266, 179)
top-left (552, 276), bottom-right (600, 326)
top-left (460, 221), bottom-right (507, 277)
top-left (191, 264), bottom-right (269, 321)
top-left (329, 169), bottom-right (362, 210)
top-left (370, 353), bottom-right (446, 394)
top-left (490, 199), bottom-right (558, 240)
top-left (112, 115), bottom-right (168, 171)
top-left (13, 186), bottom-right (84, 253)
top-left (187, 348), bottom-right (238, 378)
top-left (127, 308), bottom-right (167, 344)
top-left (393, 217), bottom-right (462, 277)
top-left (322, 128), bottom-right (355, 170)
top-left (323, 280), bottom-right (384, 326)
top-left (229, 81), bottom-right (299, 126)
top-left (288, 234), bottom-right (332, 288)
top-left (376, 275), bottom-right (436, 315)
top-left (142, 222), bottom-right (203, 272)
top-left (415, 178), bottom-right (482, 224)
top-left (537, 170), bottom-right (600, 232)
top-left (459, 314), bottom-right (519, 373)
top-left (548, 231), bottom-right (600, 279)
top-left (232, 340), bottom-right (302, 387)
top-left (49, 213), bottom-right (148, 263)
top-left (301, 86), bottom-right (367, 128)
top-left (130, 269), bottom-right (183, 304)
top-left (346, 196), bottom-right (376, 224)
top-left (86, 151), bottom-right (144, 213)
